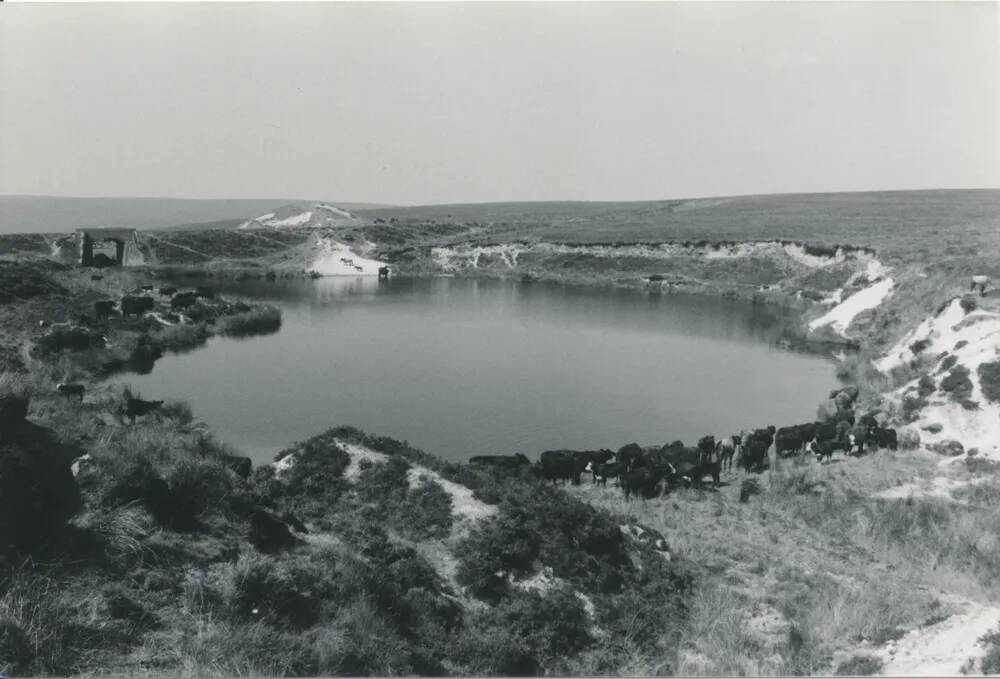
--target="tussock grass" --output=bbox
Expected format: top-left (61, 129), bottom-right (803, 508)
top-left (216, 305), bottom-right (281, 337)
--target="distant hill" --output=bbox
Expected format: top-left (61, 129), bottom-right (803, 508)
top-left (0, 196), bottom-right (393, 234)
top-left (238, 203), bottom-right (362, 230)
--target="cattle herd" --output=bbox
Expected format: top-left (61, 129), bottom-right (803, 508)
top-left (469, 386), bottom-right (900, 500)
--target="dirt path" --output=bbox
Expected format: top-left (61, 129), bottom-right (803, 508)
top-left (878, 596), bottom-right (1000, 676)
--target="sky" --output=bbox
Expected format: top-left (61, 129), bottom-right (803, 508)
top-left (1, 2), bottom-right (998, 205)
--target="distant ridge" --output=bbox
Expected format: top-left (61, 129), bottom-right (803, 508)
top-left (0, 195), bottom-right (395, 235)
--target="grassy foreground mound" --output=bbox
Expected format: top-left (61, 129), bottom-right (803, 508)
top-left (0, 383), bottom-right (694, 677)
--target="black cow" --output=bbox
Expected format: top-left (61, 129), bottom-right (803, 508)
top-left (570, 449), bottom-right (615, 471)
top-left (815, 421), bottom-right (838, 444)
top-left (811, 438), bottom-right (849, 462)
top-left (121, 296), bottom-right (154, 318)
top-left (94, 300), bottom-right (116, 320)
top-left (742, 432), bottom-right (772, 473)
top-left (848, 424), bottom-right (869, 455)
top-left (265, 271), bottom-right (277, 281)
top-left (775, 427), bottom-right (804, 457)
top-left (616, 442), bottom-right (645, 472)
top-left (588, 461), bottom-right (622, 487)
top-left (683, 459), bottom-right (721, 488)
top-left (871, 427), bottom-right (898, 451)
top-left (378, 266), bottom-right (390, 280)
top-left (621, 466), bottom-right (669, 500)
top-left (56, 383), bottom-right (85, 401)
top-left (796, 422), bottom-right (818, 445)
top-left (171, 292), bottom-right (198, 310)
top-left (125, 397), bottom-right (164, 424)
top-left (538, 450), bottom-right (585, 485)
top-left (194, 286), bottom-right (215, 299)
top-left (469, 453), bottom-right (531, 469)
top-left (159, 286), bottom-right (178, 297)
top-left (697, 435), bottom-right (717, 461)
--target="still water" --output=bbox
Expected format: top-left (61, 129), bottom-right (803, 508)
top-left (113, 277), bottom-right (834, 464)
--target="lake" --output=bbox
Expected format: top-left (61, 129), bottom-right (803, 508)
top-left (112, 277), bottom-right (835, 464)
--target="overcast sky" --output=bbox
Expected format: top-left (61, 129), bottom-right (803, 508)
top-left (1, 2), bottom-right (997, 205)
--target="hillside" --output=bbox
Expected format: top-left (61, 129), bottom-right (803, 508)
top-left (0, 196), bottom-right (392, 235)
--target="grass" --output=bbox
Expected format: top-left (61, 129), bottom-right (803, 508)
top-left (216, 305), bottom-right (281, 337)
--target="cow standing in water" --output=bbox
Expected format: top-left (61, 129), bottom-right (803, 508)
top-left (972, 275), bottom-right (990, 297)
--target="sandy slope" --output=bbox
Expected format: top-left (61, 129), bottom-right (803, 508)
top-left (878, 596), bottom-right (1000, 676)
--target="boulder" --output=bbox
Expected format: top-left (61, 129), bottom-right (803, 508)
top-left (922, 423), bottom-right (944, 434)
top-left (899, 428), bottom-right (921, 450)
top-left (967, 448), bottom-right (980, 457)
top-left (929, 440), bottom-right (965, 457)
top-left (249, 509), bottom-right (298, 553)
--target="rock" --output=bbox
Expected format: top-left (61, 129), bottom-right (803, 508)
top-left (929, 440), bottom-right (965, 457)
top-left (967, 448), bottom-right (980, 457)
top-left (249, 509), bottom-right (298, 553)
top-left (281, 511), bottom-right (308, 534)
top-left (922, 423), bottom-right (944, 434)
top-left (899, 428), bottom-right (921, 450)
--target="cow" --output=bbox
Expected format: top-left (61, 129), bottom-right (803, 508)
top-left (171, 292), bottom-right (198, 310)
top-left (586, 461), bottom-right (622, 487)
top-left (159, 286), bottom-right (178, 297)
top-left (56, 383), bottom-right (85, 401)
top-left (972, 275), bottom-right (989, 297)
top-left (125, 397), bottom-right (164, 424)
top-left (469, 453), bottom-right (531, 469)
top-left (811, 438), bottom-right (849, 463)
top-left (378, 266), bottom-right (390, 280)
top-left (871, 427), bottom-right (898, 451)
top-left (194, 286), bottom-right (215, 299)
top-left (140, 285), bottom-right (155, 293)
top-left (539, 450), bottom-right (586, 485)
top-left (848, 424), bottom-right (869, 455)
top-left (354, 266), bottom-right (364, 273)
top-left (121, 296), bottom-right (154, 318)
top-left (775, 427), bottom-right (804, 457)
top-left (815, 421), bottom-right (838, 444)
top-left (683, 459), bottom-right (721, 489)
top-left (265, 271), bottom-right (277, 281)
top-left (796, 422), bottom-right (818, 445)
top-left (621, 465), bottom-right (670, 500)
top-left (716, 437), bottom-right (737, 470)
top-left (94, 300), bottom-right (116, 320)
top-left (616, 442), bottom-right (645, 473)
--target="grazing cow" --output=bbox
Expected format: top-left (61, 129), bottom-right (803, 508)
top-left (91, 275), bottom-right (104, 281)
top-left (621, 465), bottom-right (670, 500)
top-left (684, 459), bottom-right (721, 489)
top-left (125, 397), bottom-right (164, 424)
top-left (716, 437), bottom-right (737, 470)
top-left (469, 453), bottom-right (531, 469)
top-left (811, 438), bottom-right (849, 462)
top-left (159, 286), bottom-right (177, 297)
top-left (121, 296), bottom-right (154, 318)
top-left (56, 383), bottom-right (85, 401)
top-left (94, 300), bottom-right (116, 320)
top-left (171, 292), bottom-right (198, 310)
top-left (194, 286), bottom-right (215, 299)
top-left (354, 265), bottom-right (364, 272)
top-left (972, 275), bottom-right (989, 297)
top-left (265, 271), bottom-right (277, 281)
top-left (539, 450), bottom-right (586, 485)
top-left (871, 427), bottom-right (899, 451)
top-left (587, 461), bottom-right (622, 487)
top-left (775, 427), bottom-right (804, 457)
top-left (378, 266), bottom-right (390, 280)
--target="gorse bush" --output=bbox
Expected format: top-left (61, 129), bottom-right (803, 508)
top-left (941, 365), bottom-right (974, 401)
top-left (978, 361), bottom-right (1000, 403)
